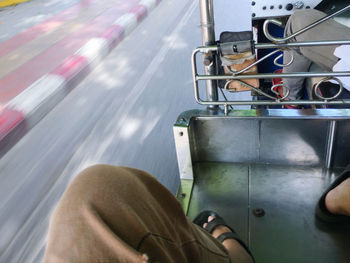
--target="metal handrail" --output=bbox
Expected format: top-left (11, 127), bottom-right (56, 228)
top-left (192, 4), bottom-right (350, 110)
top-left (191, 40), bottom-right (350, 107)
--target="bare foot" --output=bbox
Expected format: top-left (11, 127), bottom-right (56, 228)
top-left (325, 177), bottom-right (350, 216)
top-left (203, 216), bottom-right (253, 263)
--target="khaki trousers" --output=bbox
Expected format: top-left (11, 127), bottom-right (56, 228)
top-left (44, 165), bottom-right (231, 263)
top-left (282, 9), bottom-right (350, 100)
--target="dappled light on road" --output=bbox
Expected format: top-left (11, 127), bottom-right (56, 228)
top-left (0, 0), bottom-right (199, 261)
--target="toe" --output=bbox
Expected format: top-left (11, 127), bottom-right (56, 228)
top-left (208, 215), bottom-right (216, 222)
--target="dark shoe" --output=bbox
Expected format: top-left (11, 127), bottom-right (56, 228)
top-left (313, 82), bottom-right (350, 109)
top-left (316, 165), bottom-right (350, 223)
top-left (193, 210), bottom-right (255, 262)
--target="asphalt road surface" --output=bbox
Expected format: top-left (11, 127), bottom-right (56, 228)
top-left (0, 0), bottom-right (251, 261)
top-left (0, 0), bottom-right (81, 42)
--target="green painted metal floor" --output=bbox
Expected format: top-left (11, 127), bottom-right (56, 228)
top-left (186, 162), bottom-right (350, 263)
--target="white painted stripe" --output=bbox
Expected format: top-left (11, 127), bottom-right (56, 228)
top-left (8, 75), bottom-right (65, 115)
top-left (75, 38), bottom-right (109, 65)
top-left (139, 0), bottom-right (156, 13)
top-left (113, 13), bottom-right (138, 36)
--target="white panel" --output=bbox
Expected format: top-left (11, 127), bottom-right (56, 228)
top-left (252, 0), bottom-right (323, 19)
top-left (214, 0), bottom-right (252, 38)
top-left (173, 126), bottom-right (194, 180)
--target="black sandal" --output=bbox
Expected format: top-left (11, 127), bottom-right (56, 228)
top-left (316, 165), bottom-right (350, 223)
top-left (193, 210), bottom-right (255, 262)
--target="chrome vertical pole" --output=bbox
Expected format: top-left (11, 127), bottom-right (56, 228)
top-left (326, 120), bottom-right (337, 169)
top-left (199, 0), bottom-right (218, 109)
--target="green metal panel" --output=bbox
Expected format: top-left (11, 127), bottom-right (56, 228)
top-left (176, 179), bottom-right (194, 215)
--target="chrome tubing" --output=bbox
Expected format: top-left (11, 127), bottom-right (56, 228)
top-left (230, 49), bottom-right (294, 75)
top-left (191, 47), bottom-right (350, 106)
top-left (263, 4), bottom-right (350, 43)
top-left (192, 48), bottom-right (201, 104)
top-left (196, 40), bottom-right (350, 76)
top-left (228, 49), bottom-right (281, 75)
top-left (326, 121), bottom-right (337, 169)
top-left (255, 40), bottom-right (350, 49)
top-left (223, 80), bottom-right (277, 100)
top-left (193, 99), bottom-right (350, 106)
top-left (196, 71), bottom-right (350, 81)
top-left (271, 84), bottom-right (290, 101)
top-left (263, 19), bottom-right (284, 43)
top-left (274, 52), bottom-right (294, 68)
top-left (199, 0), bottom-right (218, 109)
top-left (199, 0), bottom-right (215, 46)
top-left (314, 77), bottom-right (344, 101)
top-left (191, 35), bottom-right (350, 107)
top-left (194, 40), bottom-right (350, 53)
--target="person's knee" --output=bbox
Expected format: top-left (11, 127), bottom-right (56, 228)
top-left (72, 164), bottom-right (152, 192)
top-left (61, 165), bottom-right (125, 200)
top-left (76, 164), bottom-right (113, 180)
top-left (59, 164), bottom-right (158, 214)
top-left (72, 164), bottom-right (137, 187)
top-left (71, 164), bottom-right (113, 188)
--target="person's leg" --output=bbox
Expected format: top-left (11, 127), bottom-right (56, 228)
top-left (282, 46), bottom-right (312, 100)
top-left (44, 164), bottom-right (252, 263)
top-left (204, 216), bottom-right (254, 263)
top-left (325, 178), bottom-right (350, 216)
top-left (282, 9), bottom-right (350, 99)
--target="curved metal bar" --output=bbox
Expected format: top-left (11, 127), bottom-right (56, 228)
top-left (274, 52), bottom-right (294, 67)
top-left (263, 5), bottom-right (350, 43)
top-left (227, 49), bottom-right (281, 75)
top-left (271, 83), bottom-right (290, 101)
top-left (223, 80), bottom-right (235, 90)
top-left (263, 19), bottom-right (284, 43)
top-left (224, 79), bottom-right (278, 100)
top-left (226, 66), bottom-right (236, 74)
top-left (314, 77), bottom-right (344, 101)
top-left (192, 48), bottom-right (201, 104)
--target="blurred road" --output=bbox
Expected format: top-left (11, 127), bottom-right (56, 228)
top-left (0, 0), bottom-right (251, 262)
top-left (0, 0), bottom-right (81, 42)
